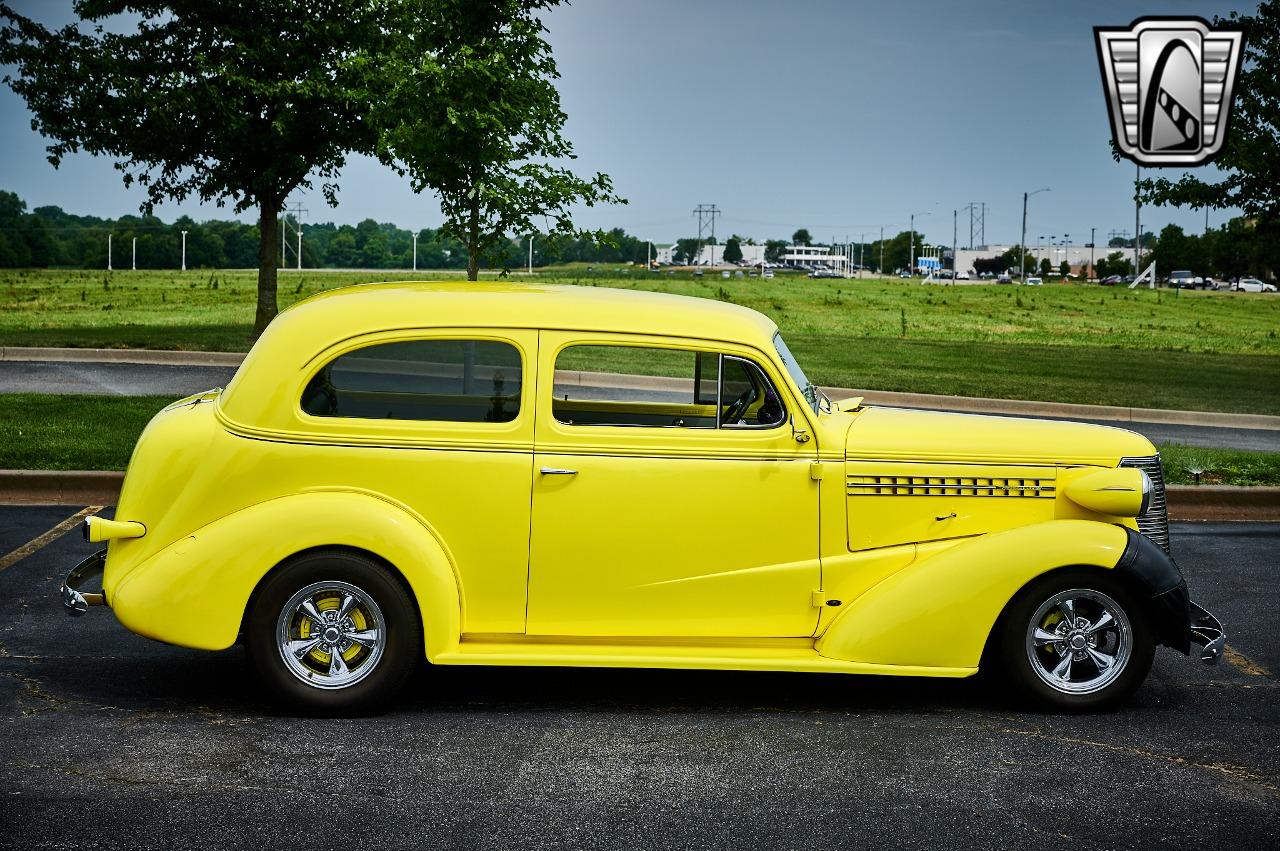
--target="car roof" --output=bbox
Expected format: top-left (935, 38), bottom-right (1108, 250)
top-left (218, 281), bottom-right (780, 425)
top-left (281, 280), bottom-right (777, 340)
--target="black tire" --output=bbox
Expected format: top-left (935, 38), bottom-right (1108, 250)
top-left (993, 567), bottom-right (1155, 712)
top-left (245, 549), bottom-right (420, 715)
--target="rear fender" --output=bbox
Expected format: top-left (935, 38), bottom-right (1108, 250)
top-left (815, 520), bottom-right (1129, 669)
top-left (109, 490), bottom-right (461, 658)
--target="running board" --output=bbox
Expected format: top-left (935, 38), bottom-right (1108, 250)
top-left (434, 637), bottom-right (976, 678)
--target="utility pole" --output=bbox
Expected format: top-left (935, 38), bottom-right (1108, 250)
top-left (647, 241), bottom-right (652, 270)
top-left (1134, 163), bottom-right (1142, 273)
top-left (412, 232), bottom-right (418, 272)
top-left (692, 204), bottom-right (720, 267)
top-left (952, 209), bottom-right (957, 281)
top-left (181, 230), bottom-right (188, 271)
top-left (296, 225), bottom-right (302, 270)
top-left (1090, 226), bottom-right (1096, 281)
top-left (131, 237), bottom-right (136, 271)
top-left (107, 234), bottom-right (112, 271)
top-left (878, 226), bottom-right (884, 275)
top-left (528, 235), bottom-right (534, 275)
top-left (1020, 188), bottom-right (1050, 282)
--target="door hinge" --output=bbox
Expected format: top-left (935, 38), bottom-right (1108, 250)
top-left (812, 591), bottom-right (843, 608)
top-left (810, 461), bottom-right (824, 481)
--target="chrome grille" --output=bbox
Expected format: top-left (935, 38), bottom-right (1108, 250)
top-left (1120, 455), bottom-right (1170, 553)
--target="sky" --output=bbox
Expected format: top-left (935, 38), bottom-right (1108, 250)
top-left (0, 0), bottom-right (1254, 248)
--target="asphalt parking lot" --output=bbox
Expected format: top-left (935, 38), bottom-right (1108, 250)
top-left (1, 507), bottom-right (1277, 849)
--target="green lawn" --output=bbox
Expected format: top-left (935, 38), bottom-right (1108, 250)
top-left (2, 267), bottom-right (1279, 413)
top-left (3, 394), bottom-right (1276, 484)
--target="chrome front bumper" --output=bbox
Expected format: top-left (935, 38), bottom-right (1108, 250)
top-left (1189, 600), bottom-right (1226, 664)
top-left (60, 549), bottom-right (107, 616)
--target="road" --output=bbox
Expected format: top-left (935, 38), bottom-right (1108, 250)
top-left (1, 359), bottom-right (1275, 451)
top-left (0, 508), bottom-right (1277, 849)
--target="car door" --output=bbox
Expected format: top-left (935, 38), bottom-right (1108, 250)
top-left (526, 331), bottom-right (821, 638)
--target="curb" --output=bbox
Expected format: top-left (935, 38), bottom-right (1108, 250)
top-left (0, 346), bottom-right (245, 368)
top-left (0, 471), bottom-right (124, 506)
top-left (2, 346), bottom-right (1277, 431)
top-left (0, 471), bottom-right (1275, 521)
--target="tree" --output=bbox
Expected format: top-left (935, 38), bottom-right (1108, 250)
top-left (1140, 2), bottom-right (1280, 229)
top-left (764, 239), bottom-right (788, 264)
top-left (1059, 260), bottom-right (1070, 278)
top-left (673, 238), bottom-right (702, 265)
top-left (0, 1), bottom-right (395, 335)
top-left (997, 244), bottom-right (1035, 275)
top-left (374, 0), bottom-right (622, 280)
top-left (791, 228), bottom-right (812, 246)
top-left (722, 236), bottom-right (743, 264)
top-left (1039, 257), bottom-right (1052, 276)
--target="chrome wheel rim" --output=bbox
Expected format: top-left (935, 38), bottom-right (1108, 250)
top-left (276, 580), bottom-right (385, 690)
top-left (1025, 588), bottom-right (1132, 695)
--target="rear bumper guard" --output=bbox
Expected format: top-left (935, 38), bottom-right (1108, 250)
top-left (61, 550), bottom-right (107, 616)
top-left (1189, 600), bottom-right (1225, 665)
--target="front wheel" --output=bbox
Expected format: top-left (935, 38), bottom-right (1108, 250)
top-left (996, 569), bottom-right (1154, 711)
top-left (245, 550), bottom-right (421, 715)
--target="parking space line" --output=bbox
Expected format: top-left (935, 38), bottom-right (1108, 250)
top-left (1224, 645), bottom-right (1273, 678)
top-left (0, 506), bottom-right (103, 575)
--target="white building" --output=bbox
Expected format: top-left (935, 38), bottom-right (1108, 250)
top-left (954, 243), bottom-right (1105, 277)
top-left (655, 241), bottom-right (845, 269)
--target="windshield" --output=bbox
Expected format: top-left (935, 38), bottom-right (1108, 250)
top-left (773, 332), bottom-right (828, 413)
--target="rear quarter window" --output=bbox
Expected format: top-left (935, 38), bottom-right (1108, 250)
top-left (301, 339), bottom-right (522, 423)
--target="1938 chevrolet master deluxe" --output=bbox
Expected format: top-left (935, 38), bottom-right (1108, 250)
top-left (63, 282), bottom-right (1224, 713)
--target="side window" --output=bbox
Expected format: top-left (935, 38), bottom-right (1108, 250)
top-left (720, 355), bottom-right (786, 429)
top-left (301, 339), bottom-right (522, 423)
top-left (552, 344), bottom-right (784, 429)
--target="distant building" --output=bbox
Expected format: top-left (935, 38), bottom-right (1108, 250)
top-left (954, 244), bottom-right (1101, 277)
top-left (655, 241), bottom-right (845, 269)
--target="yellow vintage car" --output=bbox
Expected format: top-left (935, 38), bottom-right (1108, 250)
top-left (62, 282), bottom-right (1224, 713)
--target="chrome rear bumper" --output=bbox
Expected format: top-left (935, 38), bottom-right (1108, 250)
top-left (1189, 601), bottom-right (1225, 665)
top-left (61, 550), bottom-right (107, 616)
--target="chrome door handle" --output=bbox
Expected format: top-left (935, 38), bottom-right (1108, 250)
top-left (539, 467), bottom-right (578, 476)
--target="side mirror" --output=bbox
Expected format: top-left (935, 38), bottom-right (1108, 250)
top-left (791, 414), bottom-right (811, 444)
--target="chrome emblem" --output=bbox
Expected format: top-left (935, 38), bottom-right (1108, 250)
top-left (1094, 17), bottom-right (1245, 167)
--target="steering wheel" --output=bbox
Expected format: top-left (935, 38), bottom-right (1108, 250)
top-left (722, 388), bottom-right (754, 424)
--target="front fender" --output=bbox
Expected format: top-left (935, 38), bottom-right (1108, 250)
top-left (109, 490), bottom-right (461, 658)
top-left (816, 520), bottom-right (1129, 669)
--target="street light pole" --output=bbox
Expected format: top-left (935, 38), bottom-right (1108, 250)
top-left (131, 237), bottom-right (136, 271)
top-left (1019, 188), bottom-right (1050, 283)
top-left (909, 210), bottom-right (931, 276)
top-left (528, 235), bottom-right (534, 275)
top-left (107, 234), bottom-right (112, 271)
top-left (412, 232), bottom-right (417, 272)
top-left (952, 209), bottom-right (957, 282)
top-left (181, 230), bottom-right (188, 271)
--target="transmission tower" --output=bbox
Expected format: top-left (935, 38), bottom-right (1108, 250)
top-left (692, 203), bottom-right (720, 266)
top-left (962, 202), bottom-right (986, 249)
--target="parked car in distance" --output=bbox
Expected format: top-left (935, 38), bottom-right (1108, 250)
top-left (1168, 270), bottom-right (1205, 289)
top-left (1236, 277), bottom-right (1277, 293)
top-left (955, 272), bottom-right (971, 281)
top-left (62, 282), bottom-right (1224, 714)
top-left (1100, 275), bottom-right (1123, 286)
top-left (762, 269), bottom-right (774, 279)
top-left (1026, 276), bottom-right (1043, 285)
top-left (997, 273), bottom-right (1012, 283)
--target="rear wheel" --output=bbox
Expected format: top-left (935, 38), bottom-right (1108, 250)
top-left (996, 568), bottom-right (1154, 711)
top-left (245, 550), bottom-right (420, 715)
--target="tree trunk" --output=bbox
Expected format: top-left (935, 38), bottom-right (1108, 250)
top-left (254, 198), bottom-right (280, 336)
top-left (467, 196), bottom-right (480, 281)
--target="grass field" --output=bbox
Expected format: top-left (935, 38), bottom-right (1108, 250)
top-left (1, 266), bottom-right (1278, 413)
top-left (3, 393), bottom-right (1275, 484)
